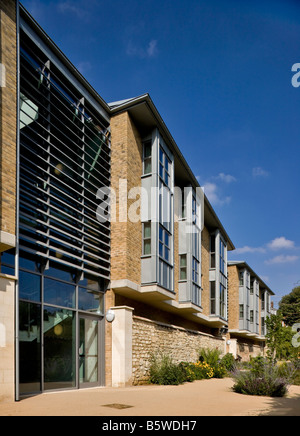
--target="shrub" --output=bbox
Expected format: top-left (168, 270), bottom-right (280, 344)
top-left (198, 347), bottom-right (226, 378)
top-left (149, 352), bottom-right (186, 385)
top-left (232, 370), bottom-right (288, 397)
top-left (232, 359), bottom-right (290, 397)
top-left (221, 353), bottom-right (236, 372)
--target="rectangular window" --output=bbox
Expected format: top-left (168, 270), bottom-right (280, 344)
top-left (210, 281), bottom-right (216, 314)
top-left (250, 278), bottom-right (254, 294)
top-left (239, 272), bottom-right (244, 286)
top-left (239, 304), bottom-right (244, 319)
top-left (143, 222), bottom-right (151, 255)
top-left (179, 254), bottom-right (187, 280)
top-left (210, 235), bottom-right (215, 269)
top-left (261, 292), bottom-right (265, 311)
top-left (159, 146), bottom-right (171, 187)
top-left (250, 310), bottom-right (254, 323)
top-left (192, 195), bottom-right (199, 226)
top-left (220, 283), bottom-right (226, 318)
top-left (220, 239), bottom-right (226, 275)
top-left (192, 257), bottom-right (199, 284)
top-left (143, 140), bottom-right (152, 175)
top-left (159, 225), bottom-right (171, 263)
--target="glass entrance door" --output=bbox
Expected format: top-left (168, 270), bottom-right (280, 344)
top-left (79, 315), bottom-right (100, 388)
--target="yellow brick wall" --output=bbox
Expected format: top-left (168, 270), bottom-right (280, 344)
top-left (110, 112), bottom-right (142, 284)
top-left (0, 0), bottom-right (17, 243)
top-left (227, 264), bottom-right (240, 330)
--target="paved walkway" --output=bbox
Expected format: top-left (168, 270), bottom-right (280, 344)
top-left (0, 378), bottom-right (300, 416)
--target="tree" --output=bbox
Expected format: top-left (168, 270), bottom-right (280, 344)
top-left (279, 286), bottom-right (300, 327)
top-left (265, 313), bottom-right (297, 360)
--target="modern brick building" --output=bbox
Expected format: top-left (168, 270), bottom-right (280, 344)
top-left (226, 261), bottom-right (275, 361)
top-left (0, 1), bottom-right (275, 401)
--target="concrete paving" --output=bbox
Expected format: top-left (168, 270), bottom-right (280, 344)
top-left (0, 378), bottom-right (299, 416)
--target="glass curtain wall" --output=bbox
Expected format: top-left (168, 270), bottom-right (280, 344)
top-left (18, 27), bottom-right (110, 395)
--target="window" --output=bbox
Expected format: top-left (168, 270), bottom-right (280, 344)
top-left (192, 195), bottom-right (199, 226)
top-left (220, 283), bottom-right (226, 318)
top-left (239, 272), bottom-right (244, 286)
top-left (159, 225), bottom-right (170, 262)
top-left (220, 239), bottom-right (226, 275)
top-left (210, 235), bottom-right (215, 269)
top-left (143, 140), bottom-right (152, 175)
top-left (210, 281), bottom-right (216, 314)
top-left (192, 257), bottom-right (199, 284)
top-left (261, 292), bottom-right (265, 311)
top-left (250, 278), bottom-right (254, 294)
top-left (239, 304), bottom-right (244, 319)
top-left (143, 222), bottom-right (151, 255)
top-left (159, 146), bottom-right (171, 187)
top-left (250, 310), bottom-right (254, 323)
top-left (179, 254), bottom-right (187, 281)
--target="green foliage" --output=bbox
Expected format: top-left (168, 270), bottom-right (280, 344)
top-left (221, 353), bottom-right (236, 372)
top-left (198, 347), bottom-right (227, 378)
top-left (279, 286), bottom-right (300, 327)
top-left (232, 370), bottom-right (288, 397)
top-left (149, 352), bottom-right (186, 385)
top-left (232, 357), bottom-right (292, 397)
top-left (265, 313), bottom-right (299, 360)
top-left (149, 348), bottom-right (228, 386)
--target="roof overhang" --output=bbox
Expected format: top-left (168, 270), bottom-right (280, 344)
top-left (228, 261), bottom-right (275, 295)
top-left (109, 94), bottom-right (235, 251)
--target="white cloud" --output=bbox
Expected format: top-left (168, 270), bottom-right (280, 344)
top-left (265, 255), bottom-right (299, 265)
top-left (234, 245), bottom-right (266, 254)
top-left (202, 182), bottom-right (231, 206)
top-left (252, 166), bottom-right (269, 178)
top-left (216, 173), bottom-right (237, 183)
top-left (57, 1), bottom-right (89, 19)
top-left (126, 39), bottom-right (158, 59)
top-left (147, 40), bottom-right (158, 57)
top-left (267, 236), bottom-right (295, 250)
top-left (234, 236), bottom-right (296, 256)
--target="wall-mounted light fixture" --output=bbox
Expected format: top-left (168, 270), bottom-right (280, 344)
top-left (105, 309), bottom-right (115, 323)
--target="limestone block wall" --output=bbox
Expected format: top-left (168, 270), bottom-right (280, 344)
top-left (132, 315), bottom-right (225, 384)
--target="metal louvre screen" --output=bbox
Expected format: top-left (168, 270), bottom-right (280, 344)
top-left (19, 30), bottom-right (111, 281)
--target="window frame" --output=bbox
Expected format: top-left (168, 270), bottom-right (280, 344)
top-left (179, 254), bottom-right (187, 281)
top-left (159, 224), bottom-right (171, 263)
top-left (142, 140), bottom-right (152, 175)
top-left (142, 222), bottom-right (151, 256)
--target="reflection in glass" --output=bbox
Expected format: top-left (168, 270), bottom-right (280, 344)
top-left (44, 278), bottom-right (75, 308)
top-left (19, 302), bottom-right (41, 394)
top-left (19, 271), bottom-right (41, 302)
top-left (78, 288), bottom-right (103, 313)
top-left (79, 317), bottom-right (98, 384)
top-left (43, 306), bottom-right (76, 390)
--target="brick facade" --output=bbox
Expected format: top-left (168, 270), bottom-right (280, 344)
top-left (110, 112), bottom-right (142, 284)
top-left (0, 0), bottom-right (17, 249)
top-left (227, 264), bottom-right (239, 330)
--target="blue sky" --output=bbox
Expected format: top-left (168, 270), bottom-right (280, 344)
top-left (22, 0), bottom-right (300, 307)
